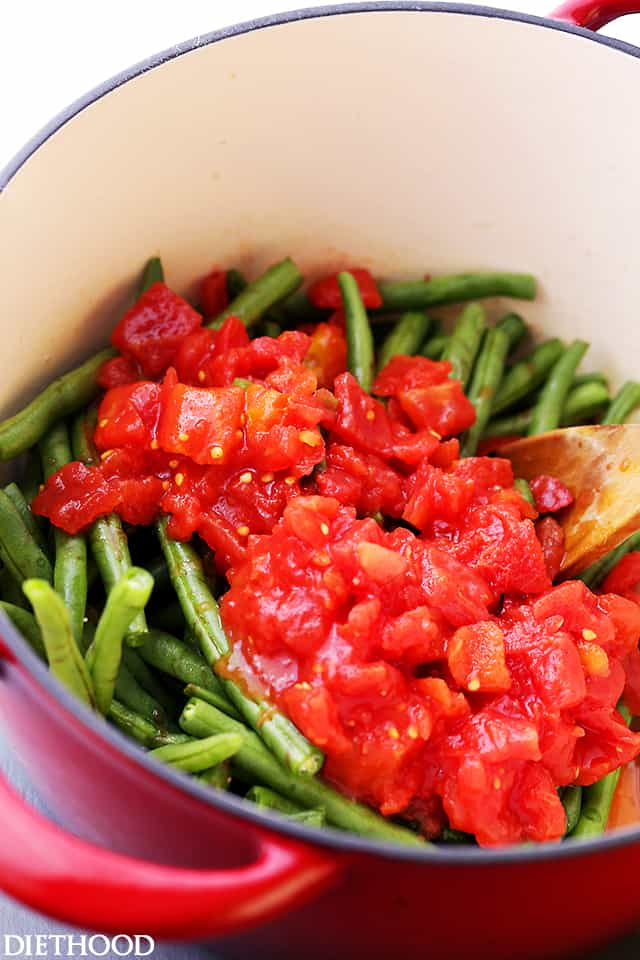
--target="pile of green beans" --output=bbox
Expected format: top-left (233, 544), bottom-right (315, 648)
top-left (1, 254), bottom-right (639, 847)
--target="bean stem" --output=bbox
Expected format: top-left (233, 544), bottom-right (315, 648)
top-left (149, 732), bottom-right (243, 773)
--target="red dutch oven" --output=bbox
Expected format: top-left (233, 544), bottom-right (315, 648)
top-left (1, 3), bottom-right (640, 956)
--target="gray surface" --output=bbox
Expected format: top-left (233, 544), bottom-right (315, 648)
top-left (1, 734), bottom-right (639, 958)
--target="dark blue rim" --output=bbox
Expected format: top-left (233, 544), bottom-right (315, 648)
top-left (2, 1), bottom-right (640, 866)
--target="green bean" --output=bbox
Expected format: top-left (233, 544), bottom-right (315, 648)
top-left (122, 646), bottom-right (180, 718)
top-left (377, 312), bottom-right (431, 372)
top-left (139, 256), bottom-right (164, 294)
top-left (491, 339), bottom-right (565, 415)
top-left (339, 271), bottom-right (375, 393)
top-left (86, 567), bottom-right (154, 715)
top-left (0, 564), bottom-right (26, 608)
top-left (377, 272), bottom-right (536, 313)
top-left (528, 340), bottom-right (589, 435)
top-left (21, 452), bottom-right (42, 505)
top-left (0, 490), bottom-right (53, 583)
top-left (601, 381), bottom-right (640, 425)
top-left (443, 304), bottom-right (486, 389)
top-left (156, 518), bottom-right (323, 776)
top-left (578, 531), bottom-right (640, 589)
top-left (571, 705), bottom-right (631, 838)
top-left (209, 258), bottom-right (302, 330)
top-left (40, 421), bottom-right (87, 645)
top-left (265, 287), bottom-right (326, 328)
top-left (72, 411), bottom-right (147, 641)
top-left (150, 732), bottom-right (243, 773)
top-left (180, 697), bottom-right (425, 845)
top-left (114, 661), bottom-right (168, 727)
top-left (183, 683), bottom-right (242, 720)
top-left (562, 786), bottom-right (583, 835)
top-left (486, 381), bottom-right (611, 438)
top-left (0, 601), bottom-right (46, 658)
top-left (226, 268), bottom-right (248, 299)
top-left (246, 785), bottom-right (305, 814)
top-left (496, 312), bottom-right (528, 353)
top-left (290, 810), bottom-right (326, 827)
top-left (0, 348), bottom-right (115, 461)
top-left (198, 762), bottom-right (231, 789)
top-left (3, 483), bottom-right (48, 553)
top-left (460, 327), bottom-right (510, 456)
top-left (514, 478), bottom-right (536, 509)
top-left (108, 699), bottom-right (189, 748)
top-left (23, 579), bottom-right (95, 707)
top-left (421, 334), bottom-right (449, 360)
top-left (572, 372), bottom-right (608, 389)
top-left (132, 629), bottom-right (231, 703)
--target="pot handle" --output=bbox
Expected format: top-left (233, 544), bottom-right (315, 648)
top-left (550, 0), bottom-right (640, 30)
top-left (0, 770), bottom-right (339, 938)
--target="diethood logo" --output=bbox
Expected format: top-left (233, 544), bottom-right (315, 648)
top-left (3, 935), bottom-right (155, 957)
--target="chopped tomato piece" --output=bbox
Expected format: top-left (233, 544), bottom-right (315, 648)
top-left (32, 462), bottom-right (120, 534)
top-left (602, 552), bottom-right (640, 599)
top-left (529, 474), bottom-right (574, 513)
top-left (97, 354), bottom-right (141, 389)
top-left (396, 380), bottom-right (476, 437)
top-left (448, 621), bottom-right (511, 693)
top-left (94, 382), bottom-right (161, 451)
top-left (157, 383), bottom-right (245, 465)
top-left (305, 323), bottom-right (347, 389)
top-left (535, 515), bottom-right (565, 581)
top-left (200, 268), bottom-right (228, 318)
top-left (373, 355), bottom-right (452, 395)
top-left (308, 268), bottom-right (382, 310)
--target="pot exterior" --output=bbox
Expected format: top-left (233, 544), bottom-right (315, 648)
top-left (2, 649), bottom-right (640, 958)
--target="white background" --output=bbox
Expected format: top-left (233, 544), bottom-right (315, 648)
top-left (2, 0), bottom-right (640, 169)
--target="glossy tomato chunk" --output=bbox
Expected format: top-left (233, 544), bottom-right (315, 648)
top-left (32, 462), bottom-right (120, 534)
top-left (158, 382), bottom-right (244, 465)
top-left (307, 268), bottom-right (382, 309)
top-left (200, 268), bottom-right (228, 318)
top-left (112, 282), bottom-right (202, 377)
top-left (529, 474), bottom-right (574, 513)
top-left (94, 382), bottom-right (161, 451)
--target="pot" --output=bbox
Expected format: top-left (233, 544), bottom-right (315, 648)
top-left (1, 3), bottom-right (640, 956)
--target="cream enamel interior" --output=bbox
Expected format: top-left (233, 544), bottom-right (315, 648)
top-left (1, 8), bottom-right (639, 420)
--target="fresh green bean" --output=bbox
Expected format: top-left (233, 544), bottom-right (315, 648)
top-left (514, 478), bottom-right (536, 508)
top-left (421, 334), bottom-right (449, 360)
top-left (3, 483), bottom-right (48, 553)
top-left (157, 518), bottom-right (323, 776)
top-left (72, 411), bottom-right (147, 641)
top-left (491, 339), bottom-right (565, 415)
top-left (108, 700), bottom-right (189, 748)
top-left (460, 327), bottom-right (510, 457)
top-left (290, 809), bottom-right (326, 827)
top-left (86, 567), bottom-right (154, 715)
top-left (528, 340), bottom-right (589, 435)
top-left (266, 287), bottom-right (326, 328)
top-left (571, 706), bottom-right (631, 838)
top-left (572, 372), bottom-right (608, 389)
top-left (246, 785), bottom-right (305, 814)
top-left (183, 683), bottom-right (242, 720)
top-left (562, 786), bottom-right (583, 835)
top-left (443, 304), bottom-right (486, 389)
top-left (601, 381), bottom-right (640, 425)
top-left (339, 271), bottom-right (375, 393)
top-left (0, 348), bottom-right (115, 461)
top-left (578, 531), bottom-right (640, 590)
top-left (0, 601), bottom-right (46, 658)
top-left (377, 272), bottom-right (536, 313)
top-left (150, 732), bottom-right (243, 773)
top-left (0, 490), bottom-right (52, 583)
top-left (23, 579), bottom-right (95, 707)
top-left (180, 697), bottom-right (425, 845)
top-left (114, 661), bottom-right (168, 727)
top-left (198, 762), bottom-right (231, 789)
top-left (377, 312), bottom-right (431, 372)
top-left (132, 629), bottom-right (231, 703)
top-left (486, 381), bottom-right (611, 437)
top-left (0, 564), bottom-right (26, 608)
top-left (139, 257), bottom-right (164, 294)
top-left (209, 258), bottom-right (302, 329)
top-left (496, 312), bottom-right (528, 353)
top-left (121, 646), bottom-right (179, 718)
top-left (40, 422), bottom-right (87, 645)
top-left (226, 269), bottom-right (248, 299)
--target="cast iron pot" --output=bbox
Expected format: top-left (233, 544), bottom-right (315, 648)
top-left (1, 3), bottom-right (640, 956)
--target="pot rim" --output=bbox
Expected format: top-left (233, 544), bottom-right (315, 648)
top-left (2, 1), bottom-right (640, 865)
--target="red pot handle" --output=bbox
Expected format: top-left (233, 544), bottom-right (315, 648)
top-left (0, 770), bottom-right (339, 938)
top-left (550, 0), bottom-right (640, 30)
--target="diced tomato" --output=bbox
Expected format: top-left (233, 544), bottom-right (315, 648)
top-left (331, 373), bottom-right (393, 455)
top-left (396, 380), bottom-right (476, 437)
top-left (94, 382), bottom-right (161, 451)
top-left (112, 282), bottom-right (203, 377)
top-left (174, 328), bottom-right (218, 385)
top-left (200, 268), bottom-right (228, 318)
top-left (116, 476), bottom-right (165, 526)
top-left (157, 382), bottom-right (245, 465)
top-left (529, 475), bottom-right (574, 513)
top-left (32, 462), bottom-right (120, 534)
top-left (535, 516), bottom-right (566, 581)
top-left (373, 355), bottom-right (452, 395)
top-left (448, 621), bottom-right (511, 693)
top-left (307, 268), bottom-right (382, 310)
top-left (602, 552), bottom-right (640, 599)
top-left (97, 354), bottom-right (141, 389)
top-left (305, 323), bottom-right (347, 389)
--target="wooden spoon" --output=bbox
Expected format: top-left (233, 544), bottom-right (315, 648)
top-left (501, 424), bottom-right (640, 577)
